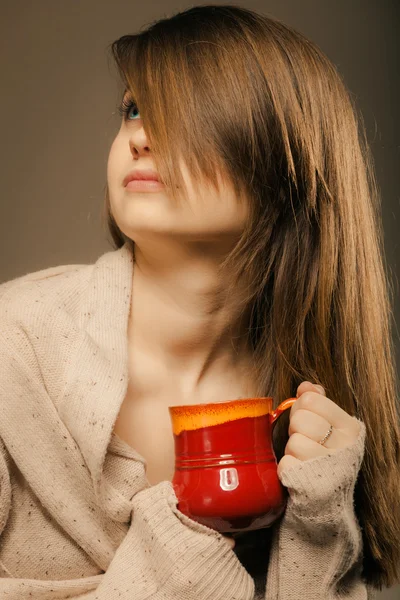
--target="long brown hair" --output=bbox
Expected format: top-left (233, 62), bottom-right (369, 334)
top-left (103, 4), bottom-right (400, 590)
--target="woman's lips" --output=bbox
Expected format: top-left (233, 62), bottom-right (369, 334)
top-left (125, 179), bottom-right (165, 191)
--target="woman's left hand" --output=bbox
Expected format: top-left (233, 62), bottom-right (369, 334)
top-left (277, 381), bottom-right (361, 477)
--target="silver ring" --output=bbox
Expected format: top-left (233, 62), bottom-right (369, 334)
top-left (318, 424), bottom-right (333, 446)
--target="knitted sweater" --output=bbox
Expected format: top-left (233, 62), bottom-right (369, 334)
top-left (0, 242), bottom-right (375, 599)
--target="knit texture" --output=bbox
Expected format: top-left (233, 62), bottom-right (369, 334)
top-left (0, 243), bottom-right (374, 599)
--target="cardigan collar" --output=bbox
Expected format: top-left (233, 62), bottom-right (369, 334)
top-left (57, 241), bottom-right (149, 514)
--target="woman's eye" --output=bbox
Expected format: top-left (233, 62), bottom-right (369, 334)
top-left (117, 98), bottom-right (140, 121)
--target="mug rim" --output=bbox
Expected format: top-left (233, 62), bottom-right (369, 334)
top-left (168, 396), bottom-right (273, 411)
top-left (168, 397), bottom-right (274, 436)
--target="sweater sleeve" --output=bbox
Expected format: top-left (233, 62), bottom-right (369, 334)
top-left (264, 419), bottom-right (376, 600)
top-left (0, 480), bottom-right (255, 600)
top-left (88, 480), bottom-right (255, 600)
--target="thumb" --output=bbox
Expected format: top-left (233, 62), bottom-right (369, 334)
top-left (296, 380), bottom-right (326, 397)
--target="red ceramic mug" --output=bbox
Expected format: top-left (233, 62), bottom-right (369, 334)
top-left (168, 396), bottom-right (297, 534)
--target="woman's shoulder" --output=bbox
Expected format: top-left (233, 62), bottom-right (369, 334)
top-left (0, 261), bottom-right (93, 326)
top-left (0, 261), bottom-right (97, 406)
top-left (0, 243), bottom-right (132, 325)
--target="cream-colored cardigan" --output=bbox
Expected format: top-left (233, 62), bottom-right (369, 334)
top-left (0, 242), bottom-right (373, 599)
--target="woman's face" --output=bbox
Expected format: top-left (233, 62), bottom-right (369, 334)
top-left (106, 93), bottom-right (249, 248)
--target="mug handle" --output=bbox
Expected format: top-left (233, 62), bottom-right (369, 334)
top-left (269, 397), bottom-right (297, 427)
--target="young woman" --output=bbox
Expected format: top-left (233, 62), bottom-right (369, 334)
top-left (0, 4), bottom-right (398, 599)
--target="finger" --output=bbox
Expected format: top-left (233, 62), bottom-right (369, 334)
top-left (290, 390), bottom-right (355, 431)
top-left (278, 454), bottom-right (302, 478)
top-left (288, 408), bottom-right (335, 446)
top-left (290, 381), bottom-right (326, 419)
top-left (296, 381), bottom-right (326, 398)
top-left (284, 432), bottom-right (330, 461)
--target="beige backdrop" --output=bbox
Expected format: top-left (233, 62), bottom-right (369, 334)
top-left (0, 1), bottom-right (399, 597)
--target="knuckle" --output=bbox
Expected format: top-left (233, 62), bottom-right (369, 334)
top-left (290, 408), bottom-right (307, 431)
top-left (286, 432), bottom-right (303, 454)
top-left (298, 392), bottom-right (315, 409)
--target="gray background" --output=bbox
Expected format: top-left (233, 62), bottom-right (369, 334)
top-left (0, 1), bottom-right (398, 597)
